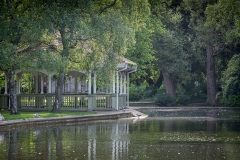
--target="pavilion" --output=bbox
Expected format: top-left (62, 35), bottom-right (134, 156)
top-left (0, 57), bottom-right (137, 111)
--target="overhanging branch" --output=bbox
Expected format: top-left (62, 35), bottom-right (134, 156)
top-left (99, 0), bottom-right (117, 15)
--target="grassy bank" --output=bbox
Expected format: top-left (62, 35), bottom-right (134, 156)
top-left (0, 110), bottom-right (96, 121)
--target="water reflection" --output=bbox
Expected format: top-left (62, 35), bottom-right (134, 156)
top-left (0, 120), bottom-right (131, 160)
top-left (0, 109), bottom-right (240, 160)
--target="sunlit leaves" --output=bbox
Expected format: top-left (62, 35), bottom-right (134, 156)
top-left (205, 0), bottom-right (240, 45)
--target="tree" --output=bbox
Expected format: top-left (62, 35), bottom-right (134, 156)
top-left (183, 0), bottom-right (223, 105)
top-left (205, 0), bottom-right (240, 45)
top-left (205, 0), bottom-right (240, 106)
top-left (125, 25), bottom-right (155, 86)
top-left (150, 0), bottom-right (190, 98)
top-left (0, 0), bottom-right (43, 114)
top-left (39, 0), bottom-right (150, 112)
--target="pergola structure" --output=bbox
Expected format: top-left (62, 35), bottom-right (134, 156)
top-left (0, 58), bottom-right (137, 111)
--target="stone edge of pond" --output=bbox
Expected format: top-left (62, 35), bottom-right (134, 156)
top-left (0, 109), bottom-right (148, 129)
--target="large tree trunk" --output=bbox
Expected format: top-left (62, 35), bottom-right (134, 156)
top-left (52, 73), bottom-right (65, 112)
top-left (8, 69), bottom-right (19, 114)
top-left (162, 70), bottom-right (176, 98)
top-left (6, 0), bottom-right (21, 115)
top-left (206, 41), bottom-right (217, 105)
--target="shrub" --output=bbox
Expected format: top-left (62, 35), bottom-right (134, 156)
top-left (176, 94), bottom-right (191, 105)
top-left (155, 93), bottom-right (176, 106)
top-left (129, 84), bottom-right (146, 101)
top-left (221, 54), bottom-right (240, 106)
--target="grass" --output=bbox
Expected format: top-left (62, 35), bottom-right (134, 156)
top-left (0, 110), bottom-right (96, 121)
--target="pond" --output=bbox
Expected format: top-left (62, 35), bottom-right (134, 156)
top-left (0, 108), bottom-right (240, 160)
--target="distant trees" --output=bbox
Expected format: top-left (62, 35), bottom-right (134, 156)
top-left (128, 0), bottom-right (240, 106)
top-left (204, 0), bottom-right (240, 106)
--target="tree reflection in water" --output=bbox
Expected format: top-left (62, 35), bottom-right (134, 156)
top-left (0, 112), bottom-right (240, 160)
top-left (0, 120), bottom-right (131, 160)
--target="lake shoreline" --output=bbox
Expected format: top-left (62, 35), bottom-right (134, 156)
top-left (0, 108), bottom-right (148, 129)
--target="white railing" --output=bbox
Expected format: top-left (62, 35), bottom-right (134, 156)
top-left (95, 94), bottom-right (112, 110)
top-left (12, 94), bottom-right (127, 111)
top-left (61, 94), bottom-right (88, 110)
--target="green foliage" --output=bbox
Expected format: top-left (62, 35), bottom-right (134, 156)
top-left (0, 1), bottom-right (45, 71)
top-left (205, 0), bottom-right (240, 45)
top-left (20, 73), bottom-right (34, 94)
top-left (0, 42), bottom-right (14, 71)
top-left (0, 74), bottom-right (4, 90)
top-left (129, 84), bottom-right (146, 101)
top-left (129, 84), bottom-right (160, 101)
top-left (220, 54), bottom-right (240, 106)
top-left (175, 94), bottom-right (191, 106)
top-left (154, 84), bottom-right (206, 106)
top-left (1, 0), bottom-right (239, 108)
top-left (155, 92), bottom-right (176, 107)
top-left (153, 29), bottom-right (189, 75)
top-left (126, 27), bottom-right (156, 85)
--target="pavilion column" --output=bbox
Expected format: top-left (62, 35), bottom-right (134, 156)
top-left (127, 73), bottom-right (130, 108)
top-left (116, 71), bottom-right (119, 110)
top-left (46, 74), bottom-right (52, 108)
top-left (88, 71), bottom-right (92, 95)
top-left (35, 74), bottom-right (39, 94)
top-left (93, 72), bottom-right (97, 94)
top-left (81, 79), bottom-right (85, 93)
top-left (120, 73), bottom-right (123, 94)
top-left (67, 77), bottom-right (71, 93)
top-left (123, 72), bottom-right (127, 94)
top-left (106, 85), bottom-right (109, 94)
top-left (111, 73), bottom-right (117, 110)
top-left (40, 75), bottom-right (44, 94)
top-left (4, 73), bottom-right (7, 94)
top-left (109, 85), bottom-right (111, 93)
top-left (79, 79), bottom-right (82, 93)
top-left (48, 75), bottom-right (52, 93)
top-left (112, 74), bottom-right (115, 94)
top-left (83, 78), bottom-right (87, 93)
top-left (75, 76), bottom-right (78, 93)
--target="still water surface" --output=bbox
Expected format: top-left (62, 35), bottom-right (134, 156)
top-left (0, 108), bottom-right (240, 160)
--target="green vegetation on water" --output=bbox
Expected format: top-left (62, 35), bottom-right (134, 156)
top-left (0, 111), bottom-right (96, 121)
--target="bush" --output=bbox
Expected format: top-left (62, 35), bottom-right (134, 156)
top-left (221, 54), bottom-right (240, 106)
top-left (222, 95), bottom-right (240, 107)
top-left (176, 94), bottom-right (191, 105)
top-left (155, 93), bottom-right (176, 106)
top-left (129, 84), bottom-right (146, 101)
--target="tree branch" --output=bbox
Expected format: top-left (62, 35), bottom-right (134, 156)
top-left (99, 0), bottom-right (117, 15)
top-left (17, 45), bottom-right (32, 53)
top-left (14, 0), bottom-right (22, 10)
top-left (21, 5), bottom-right (30, 14)
top-left (69, 35), bottom-right (98, 48)
top-left (6, 0), bottom-right (16, 20)
top-left (67, 56), bottom-right (82, 64)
